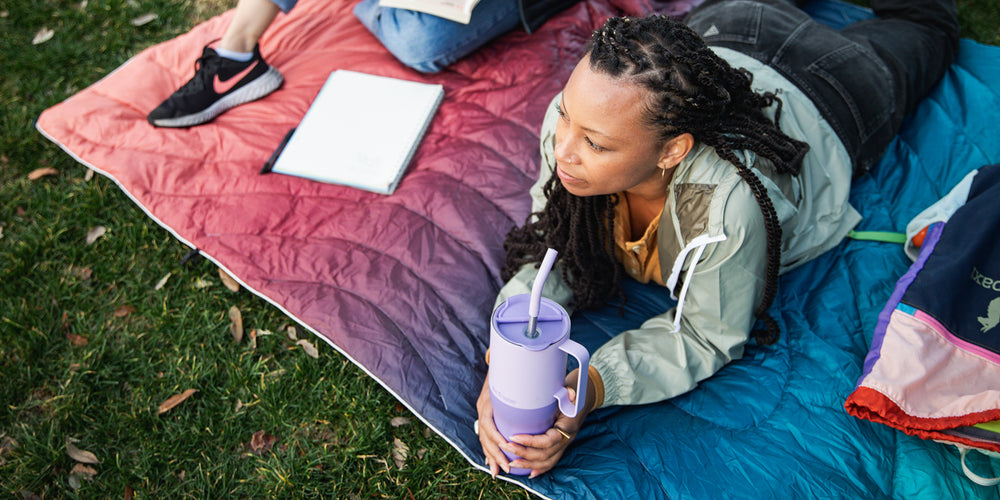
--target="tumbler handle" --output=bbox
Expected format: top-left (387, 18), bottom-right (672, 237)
top-left (554, 339), bottom-right (590, 418)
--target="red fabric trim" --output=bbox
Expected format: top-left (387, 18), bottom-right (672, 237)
top-left (846, 386), bottom-right (1000, 453)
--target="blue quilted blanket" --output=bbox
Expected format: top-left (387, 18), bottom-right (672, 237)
top-left (525, 4), bottom-right (1000, 499)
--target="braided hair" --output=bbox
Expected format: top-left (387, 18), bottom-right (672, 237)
top-left (502, 15), bottom-right (809, 345)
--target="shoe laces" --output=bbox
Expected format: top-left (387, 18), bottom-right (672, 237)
top-left (175, 42), bottom-right (226, 96)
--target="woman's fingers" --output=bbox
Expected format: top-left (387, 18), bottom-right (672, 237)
top-left (505, 385), bottom-right (586, 476)
top-left (504, 426), bottom-right (572, 475)
top-left (479, 417), bottom-right (511, 474)
top-left (509, 427), bottom-right (565, 452)
top-left (476, 380), bottom-right (511, 476)
top-left (480, 374), bottom-right (594, 478)
top-left (481, 427), bottom-right (511, 474)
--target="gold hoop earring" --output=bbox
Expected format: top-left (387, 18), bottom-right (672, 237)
top-left (660, 168), bottom-right (666, 179)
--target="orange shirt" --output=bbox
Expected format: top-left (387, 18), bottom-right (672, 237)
top-left (612, 194), bottom-right (665, 286)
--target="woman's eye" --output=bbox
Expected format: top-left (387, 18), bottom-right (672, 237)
top-left (556, 102), bottom-right (605, 151)
top-left (555, 103), bottom-right (568, 120)
top-left (585, 137), bottom-right (606, 152)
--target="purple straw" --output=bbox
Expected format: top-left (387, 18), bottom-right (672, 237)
top-left (525, 248), bottom-right (558, 338)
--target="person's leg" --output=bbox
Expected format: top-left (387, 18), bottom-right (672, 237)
top-left (685, 0), bottom-right (958, 174)
top-left (688, 0), bottom-right (805, 17)
top-left (353, 0), bottom-right (521, 73)
top-left (219, 0), bottom-right (286, 53)
top-left (147, 0), bottom-right (289, 127)
top-left (839, 0), bottom-right (959, 131)
top-left (685, 0), bottom-right (883, 169)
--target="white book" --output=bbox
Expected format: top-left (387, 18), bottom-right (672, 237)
top-left (266, 70), bottom-right (444, 195)
top-left (377, 0), bottom-right (481, 24)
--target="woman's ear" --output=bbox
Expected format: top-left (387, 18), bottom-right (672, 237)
top-left (657, 133), bottom-right (694, 170)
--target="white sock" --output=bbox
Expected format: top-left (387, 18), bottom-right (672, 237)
top-left (214, 47), bottom-right (254, 62)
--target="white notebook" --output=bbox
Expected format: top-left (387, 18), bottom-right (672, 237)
top-left (266, 70), bottom-right (444, 195)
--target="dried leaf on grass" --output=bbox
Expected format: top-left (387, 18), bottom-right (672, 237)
top-left (154, 272), bottom-right (171, 290)
top-left (392, 438), bottom-right (409, 469)
top-left (68, 463), bottom-right (98, 491)
top-left (296, 338), bottom-right (319, 359)
top-left (286, 325), bottom-right (298, 340)
top-left (32, 27), bottom-right (54, 45)
top-left (390, 417), bottom-right (411, 427)
top-left (130, 13), bottom-right (157, 26)
top-left (1, 435), bottom-right (18, 465)
top-left (228, 306), bottom-right (243, 343)
top-left (85, 226), bottom-right (106, 245)
top-left (192, 277), bottom-right (213, 289)
top-left (69, 266), bottom-right (93, 280)
top-left (157, 388), bottom-right (198, 415)
top-left (247, 430), bottom-right (277, 455)
top-left (306, 423), bottom-right (338, 447)
top-left (84, 168), bottom-right (94, 181)
top-left (113, 305), bottom-right (136, 318)
top-left (66, 439), bottom-right (100, 464)
top-left (1, 434), bottom-right (18, 452)
top-left (27, 167), bottom-right (58, 180)
top-left (66, 333), bottom-right (89, 346)
top-left (218, 268), bottom-right (240, 292)
top-left (70, 463), bottom-right (97, 478)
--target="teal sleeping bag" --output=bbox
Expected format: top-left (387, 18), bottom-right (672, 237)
top-left (511, 2), bottom-right (1000, 498)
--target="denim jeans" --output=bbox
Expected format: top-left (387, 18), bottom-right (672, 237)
top-left (684, 0), bottom-right (959, 174)
top-left (270, 0), bottom-right (521, 73)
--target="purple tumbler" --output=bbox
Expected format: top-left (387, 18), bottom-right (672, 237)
top-left (488, 249), bottom-right (590, 475)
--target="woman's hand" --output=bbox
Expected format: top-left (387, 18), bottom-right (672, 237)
top-left (476, 374), bottom-right (512, 477)
top-left (504, 368), bottom-right (593, 477)
top-left (476, 369), bottom-right (596, 478)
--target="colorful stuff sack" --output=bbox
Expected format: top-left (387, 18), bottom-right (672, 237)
top-left (845, 164), bottom-right (1000, 486)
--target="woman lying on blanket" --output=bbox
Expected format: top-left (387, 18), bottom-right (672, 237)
top-left (477, 0), bottom-right (959, 478)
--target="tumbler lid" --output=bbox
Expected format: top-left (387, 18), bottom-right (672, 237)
top-left (492, 294), bottom-right (570, 351)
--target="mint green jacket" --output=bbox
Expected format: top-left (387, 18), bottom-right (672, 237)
top-left (497, 48), bottom-right (861, 407)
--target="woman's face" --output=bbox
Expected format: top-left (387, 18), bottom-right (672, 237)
top-left (553, 55), bottom-right (670, 198)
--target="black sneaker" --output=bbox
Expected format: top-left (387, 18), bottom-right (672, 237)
top-left (147, 44), bottom-right (283, 128)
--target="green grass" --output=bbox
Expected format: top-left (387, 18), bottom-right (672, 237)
top-left (959, 0), bottom-right (1000, 45)
top-left (0, 1), bottom-right (532, 497)
top-left (1, 0), bottom-right (997, 498)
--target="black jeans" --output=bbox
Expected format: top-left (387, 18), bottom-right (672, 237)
top-left (684, 0), bottom-right (959, 174)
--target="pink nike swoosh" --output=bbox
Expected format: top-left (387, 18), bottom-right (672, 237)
top-left (213, 61), bottom-right (259, 95)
